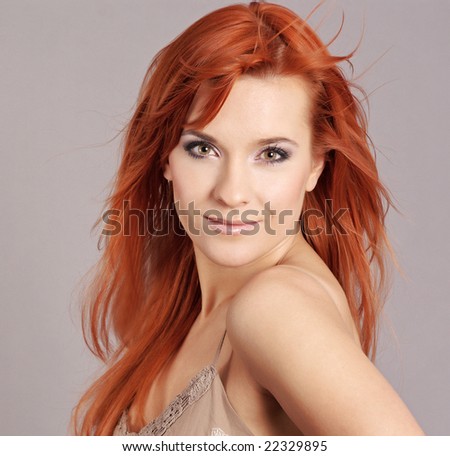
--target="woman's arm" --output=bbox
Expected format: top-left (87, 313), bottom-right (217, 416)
top-left (226, 265), bottom-right (425, 436)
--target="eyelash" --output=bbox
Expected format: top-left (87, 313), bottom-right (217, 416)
top-left (182, 140), bottom-right (290, 166)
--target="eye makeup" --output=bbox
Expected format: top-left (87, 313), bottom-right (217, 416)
top-left (183, 140), bottom-right (217, 160)
top-left (257, 145), bottom-right (291, 166)
top-left (182, 138), bottom-right (291, 166)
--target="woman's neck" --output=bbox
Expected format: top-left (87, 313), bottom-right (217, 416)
top-left (193, 234), bottom-right (306, 320)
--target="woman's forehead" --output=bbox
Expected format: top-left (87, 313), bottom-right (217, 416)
top-left (185, 75), bottom-right (312, 140)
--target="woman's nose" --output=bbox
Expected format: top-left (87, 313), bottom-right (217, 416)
top-left (212, 159), bottom-right (251, 208)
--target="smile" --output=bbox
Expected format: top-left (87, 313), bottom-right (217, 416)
top-left (203, 216), bottom-right (261, 235)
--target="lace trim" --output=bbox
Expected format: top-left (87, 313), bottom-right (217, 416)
top-left (211, 427), bottom-right (228, 436)
top-left (115, 365), bottom-right (217, 436)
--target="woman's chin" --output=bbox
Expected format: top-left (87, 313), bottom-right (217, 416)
top-left (193, 242), bottom-right (265, 269)
top-left (191, 233), bottom-right (293, 270)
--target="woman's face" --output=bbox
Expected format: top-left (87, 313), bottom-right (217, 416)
top-left (164, 75), bottom-right (324, 267)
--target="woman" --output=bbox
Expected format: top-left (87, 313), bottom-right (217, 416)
top-left (72, 1), bottom-right (424, 435)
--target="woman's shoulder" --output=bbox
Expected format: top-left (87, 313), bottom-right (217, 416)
top-left (225, 255), bottom-right (424, 435)
top-left (226, 236), bottom-right (362, 358)
top-left (228, 263), bottom-right (336, 322)
top-left (227, 257), bottom-right (360, 351)
top-left (225, 262), bottom-right (365, 431)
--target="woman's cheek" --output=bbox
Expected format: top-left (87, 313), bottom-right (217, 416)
top-left (269, 174), bottom-right (307, 211)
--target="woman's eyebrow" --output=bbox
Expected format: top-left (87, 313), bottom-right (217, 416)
top-left (181, 129), bottom-right (299, 148)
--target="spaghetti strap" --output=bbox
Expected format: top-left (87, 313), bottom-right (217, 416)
top-left (212, 330), bottom-right (227, 366)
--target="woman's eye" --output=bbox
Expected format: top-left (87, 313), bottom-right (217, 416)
top-left (260, 147), bottom-right (289, 164)
top-left (184, 141), bottom-right (214, 159)
top-left (196, 144), bottom-right (212, 155)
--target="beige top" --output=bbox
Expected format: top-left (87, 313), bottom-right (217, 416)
top-left (113, 331), bottom-right (254, 436)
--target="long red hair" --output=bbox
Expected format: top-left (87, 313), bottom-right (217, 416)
top-left (72, 1), bottom-right (395, 435)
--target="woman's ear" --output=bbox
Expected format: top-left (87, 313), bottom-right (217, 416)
top-left (305, 156), bottom-right (325, 192)
top-left (163, 161), bottom-right (172, 181)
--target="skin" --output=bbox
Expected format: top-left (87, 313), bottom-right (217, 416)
top-left (130, 75), bottom-right (424, 435)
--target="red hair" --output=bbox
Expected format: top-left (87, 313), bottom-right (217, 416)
top-left (72, 1), bottom-right (395, 435)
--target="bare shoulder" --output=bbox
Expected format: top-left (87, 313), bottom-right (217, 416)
top-left (227, 264), bottom-right (359, 351)
top-left (226, 263), bottom-right (362, 397)
top-left (226, 265), bottom-right (424, 435)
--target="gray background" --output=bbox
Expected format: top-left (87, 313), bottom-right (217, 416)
top-left (1, 0), bottom-right (449, 435)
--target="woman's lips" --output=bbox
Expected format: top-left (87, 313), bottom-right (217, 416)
top-left (204, 216), bottom-right (261, 235)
